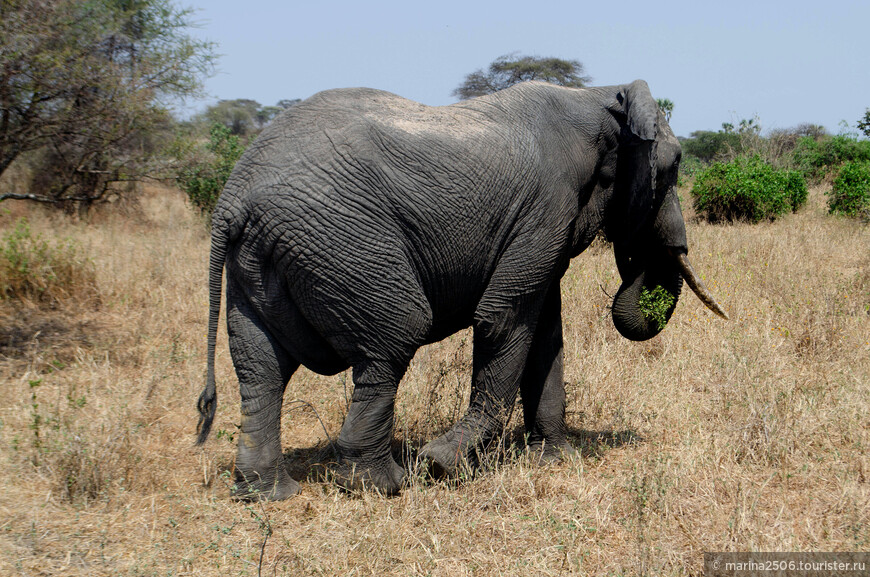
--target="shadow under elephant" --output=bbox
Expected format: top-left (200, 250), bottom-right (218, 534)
top-left (268, 425), bottom-right (644, 494)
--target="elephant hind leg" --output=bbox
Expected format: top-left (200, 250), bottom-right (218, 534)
top-left (331, 359), bottom-right (408, 495)
top-left (227, 282), bottom-right (300, 501)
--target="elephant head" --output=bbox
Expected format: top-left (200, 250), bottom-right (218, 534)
top-left (605, 81), bottom-right (727, 341)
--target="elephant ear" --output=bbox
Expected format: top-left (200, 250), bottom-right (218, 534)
top-left (608, 80), bottom-right (660, 246)
top-left (622, 79), bottom-right (658, 142)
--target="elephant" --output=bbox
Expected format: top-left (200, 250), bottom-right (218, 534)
top-left (195, 79), bottom-right (727, 500)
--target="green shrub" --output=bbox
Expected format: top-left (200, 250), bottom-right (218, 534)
top-left (791, 135), bottom-right (870, 182)
top-left (690, 156), bottom-right (808, 223)
top-left (177, 123), bottom-right (246, 218)
top-left (0, 218), bottom-right (98, 305)
top-left (677, 154), bottom-right (705, 186)
top-left (829, 160), bottom-right (870, 219)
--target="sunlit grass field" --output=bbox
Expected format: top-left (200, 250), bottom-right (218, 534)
top-left (0, 184), bottom-right (867, 575)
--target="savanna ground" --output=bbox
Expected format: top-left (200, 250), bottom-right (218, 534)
top-left (0, 184), bottom-right (867, 576)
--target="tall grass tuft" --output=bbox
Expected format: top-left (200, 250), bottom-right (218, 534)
top-left (0, 217), bottom-right (99, 306)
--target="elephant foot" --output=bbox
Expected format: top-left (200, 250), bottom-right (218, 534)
top-left (526, 440), bottom-right (577, 465)
top-left (419, 420), bottom-right (492, 478)
top-left (232, 466), bottom-right (301, 501)
top-left (419, 436), bottom-right (466, 478)
top-left (331, 448), bottom-right (405, 495)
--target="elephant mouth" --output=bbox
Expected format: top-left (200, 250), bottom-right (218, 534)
top-left (611, 248), bottom-right (728, 341)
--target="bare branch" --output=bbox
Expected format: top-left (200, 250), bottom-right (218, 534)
top-left (0, 192), bottom-right (58, 204)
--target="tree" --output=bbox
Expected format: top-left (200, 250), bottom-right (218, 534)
top-left (199, 99), bottom-right (295, 137)
top-left (0, 0), bottom-right (216, 210)
top-left (858, 109), bottom-right (870, 138)
top-left (452, 54), bottom-right (591, 100)
top-left (177, 123), bottom-right (245, 217)
top-left (680, 131), bottom-right (740, 163)
top-left (767, 124), bottom-right (828, 155)
top-left (794, 123), bottom-right (828, 140)
top-left (656, 98), bottom-right (674, 121)
top-left (722, 117), bottom-right (760, 136)
top-left (203, 99), bottom-right (262, 136)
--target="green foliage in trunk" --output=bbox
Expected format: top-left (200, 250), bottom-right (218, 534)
top-left (638, 286), bottom-right (676, 331)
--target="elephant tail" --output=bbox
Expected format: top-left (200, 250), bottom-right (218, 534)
top-left (196, 208), bottom-right (232, 445)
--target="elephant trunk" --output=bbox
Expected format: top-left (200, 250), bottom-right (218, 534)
top-left (610, 186), bottom-right (728, 341)
top-left (611, 247), bottom-right (684, 341)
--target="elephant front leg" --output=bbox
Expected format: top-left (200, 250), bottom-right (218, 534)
top-left (419, 236), bottom-right (573, 477)
top-left (520, 286), bottom-right (576, 463)
top-left (420, 308), bottom-right (538, 477)
top-left (227, 291), bottom-right (300, 501)
top-left (332, 361), bottom-right (406, 495)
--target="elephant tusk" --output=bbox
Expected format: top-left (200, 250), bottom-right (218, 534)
top-left (672, 251), bottom-right (729, 320)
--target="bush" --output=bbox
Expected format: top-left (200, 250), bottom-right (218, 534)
top-left (177, 123), bottom-right (246, 218)
top-left (829, 160), bottom-right (870, 219)
top-left (0, 218), bottom-right (98, 306)
top-left (791, 135), bottom-right (870, 182)
top-left (691, 156), bottom-right (808, 223)
top-left (677, 154), bottom-right (705, 186)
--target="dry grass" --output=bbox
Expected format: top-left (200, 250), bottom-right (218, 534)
top-left (0, 185), bottom-right (867, 576)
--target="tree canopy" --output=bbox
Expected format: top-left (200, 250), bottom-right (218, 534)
top-left (452, 54), bottom-right (591, 100)
top-left (656, 98), bottom-right (674, 121)
top-left (858, 109), bottom-right (870, 139)
top-left (680, 130), bottom-right (741, 163)
top-left (0, 0), bottom-right (216, 209)
top-left (196, 98), bottom-right (300, 137)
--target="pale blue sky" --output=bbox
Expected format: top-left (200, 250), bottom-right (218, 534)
top-left (186, 0), bottom-right (869, 137)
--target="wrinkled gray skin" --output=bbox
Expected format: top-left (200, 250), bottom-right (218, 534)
top-left (197, 80), bottom-right (694, 500)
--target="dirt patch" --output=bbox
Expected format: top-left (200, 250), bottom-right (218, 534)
top-left (0, 305), bottom-right (101, 367)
